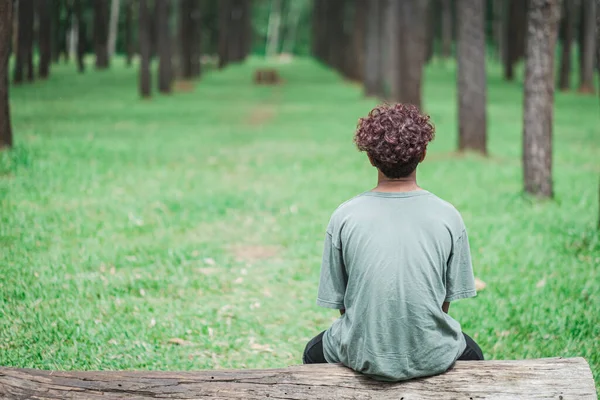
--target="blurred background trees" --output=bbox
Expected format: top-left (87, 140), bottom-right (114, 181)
top-left (0, 0), bottom-right (598, 199)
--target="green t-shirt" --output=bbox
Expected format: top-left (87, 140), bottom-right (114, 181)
top-left (317, 190), bottom-right (477, 381)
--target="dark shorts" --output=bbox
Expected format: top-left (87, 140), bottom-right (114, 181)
top-left (303, 331), bottom-right (484, 364)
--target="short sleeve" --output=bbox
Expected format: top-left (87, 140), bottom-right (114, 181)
top-left (445, 229), bottom-right (477, 302)
top-left (317, 231), bottom-right (347, 309)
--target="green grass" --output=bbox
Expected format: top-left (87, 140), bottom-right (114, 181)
top-left (1, 57), bottom-right (599, 392)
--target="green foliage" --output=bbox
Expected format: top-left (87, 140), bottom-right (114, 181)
top-left (1, 58), bottom-right (599, 393)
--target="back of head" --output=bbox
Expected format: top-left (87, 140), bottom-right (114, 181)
top-left (354, 104), bottom-right (435, 178)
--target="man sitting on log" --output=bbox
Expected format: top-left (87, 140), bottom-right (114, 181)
top-left (303, 104), bottom-right (483, 381)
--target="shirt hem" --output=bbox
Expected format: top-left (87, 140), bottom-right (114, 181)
top-left (445, 289), bottom-right (477, 302)
top-left (317, 298), bottom-right (344, 309)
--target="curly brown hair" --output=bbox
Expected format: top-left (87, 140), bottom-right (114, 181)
top-left (354, 103), bottom-right (435, 178)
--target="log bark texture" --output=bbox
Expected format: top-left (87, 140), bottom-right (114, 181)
top-left (0, 358), bottom-right (596, 399)
top-left (523, 0), bottom-right (561, 198)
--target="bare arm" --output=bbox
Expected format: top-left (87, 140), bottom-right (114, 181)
top-left (442, 302), bottom-right (450, 314)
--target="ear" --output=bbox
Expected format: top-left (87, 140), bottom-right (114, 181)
top-left (420, 150), bottom-right (427, 163)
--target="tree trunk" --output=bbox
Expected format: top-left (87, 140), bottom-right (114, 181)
top-left (241, 0), bottom-right (252, 60)
top-left (108, 0), bottom-right (120, 57)
top-left (351, 0), bottom-right (367, 82)
top-left (180, 0), bottom-right (194, 78)
top-left (190, 0), bottom-right (202, 77)
top-left (14, 0), bottom-right (34, 83)
top-left (364, 0), bottom-right (381, 96)
top-left (0, 0), bottom-right (13, 149)
top-left (424, 0), bottom-right (434, 63)
top-left (63, 3), bottom-right (73, 62)
top-left (266, 0), bottom-right (282, 57)
top-left (218, 0), bottom-right (231, 68)
top-left (283, 0), bottom-right (302, 55)
top-left (125, 0), bottom-right (133, 66)
top-left (156, 0), bottom-right (172, 93)
top-left (75, 0), bottom-right (86, 73)
top-left (457, 0), bottom-right (487, 154)
top-left (493, 0), bottom-right (505, 61)
top-left (94, 0), bottom-right (109, 68)
top-left (504, 0), bottom-right (528, 80)
top-left (138, 0), bottom-right (151, 98)
top-left (38, 0), bottom-right (52, 79)
top-left (579, 0), bottom-right (597, 93)
top-left (523, 0), bottom-right (561, 198)
top-left (558, 0), bottom-right (577, 91)
top-left (392, 0), bottom-right (429, 108)
top-left (228, 0), bottom-right (247, 62)
top-left (51, 0), bottom-right (61, 63)
top-left (441, 0), bottom-right (452, 58)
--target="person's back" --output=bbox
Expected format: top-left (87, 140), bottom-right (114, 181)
top-left (303, 104), bottom-right (483, 381)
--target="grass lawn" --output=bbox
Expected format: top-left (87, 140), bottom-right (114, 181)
top-left (1, 57), bottom-right (599, 392)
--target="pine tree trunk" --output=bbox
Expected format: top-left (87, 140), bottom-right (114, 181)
top-left (14, 0), bottom-right (34, 83)
top-left (523, 0), bottom-right (561, 198)
top-left (392, 0), bottom-right (429, 108)
top-left (75, 0), bottom-right (86, 73)
top-left (51, 0), bottom-right (61, 63)
top-left (424, 0), bottom-right (434, 64)
top-left (107, 0), bottom-right (120, 57)
top-left (0, 0), bottom-right (13, 149)
top-left (218, 0), bottom-right (231, 68)
top-left (457, 0), bottom-right (487, 154)
top-left (364, 0), bottom-right (381, 96)
top-left (180, 0), bottom-right (194, 78)
top-left (228, 0), bottom-right (245, 62)
top-left (138, 0), bottom-right (151, 98)
top-left (94, 0), bottom-right (109, 68)
top-left (579, 0), bottom-right (596, 93)
top-left (441, 0), bottom-right (452, 58)
top-left (38, 0), bottom-right (52, 79)
top-left (558, 0), bottom-right (577, 91)
top-left (156, 0), bottom-right (172, 94)
top-left (190, 0), bottom-right (202, 77)
top-left (493, 0), bottom-right (505, 61)
top-left (352, 0), bottom-right (367, 82)
top-left (504, 0), bottom-right (528, 80)
top-left (125, 0), bottom-right (133, 66)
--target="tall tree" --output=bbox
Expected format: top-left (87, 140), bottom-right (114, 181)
top-left (107, 0), bottom-right (120, 57)
top-left (579, 0), bottom-right (597, 93)
top-left (457, 0), bottom-right (487, 154)
top-left (351, 0), bottom-right (367, 82)
top-left (391, 0), bottom-right (429, 108)
top-left (266, 0), bottom-right (282, 57)
top-left (94, 0), bottom-right (110, 68)
top-left (364, 0), bottom-right (381, 97)
top-left (523, 0), bottom-right (561, 198)
top-left (0, 0), bottom-right (13, 149)
top-left (179, 0), bottom-right (195, 78)
top-left (190, 0), bottom-right (202, 77)
top-left (138, 0), bottom-right (151, 98)
top-left (125, 0), bottom-right (134, 66)
top-left (504, 0), bottom-right (528, 80)
top-left (492, 0), bottom-right (505, 61)
top-left (14, 0), bottom-right (35, 83)
top-left (156, 0), bottom-right (172, 93)
top-left (558, 0), bottom-right (577, 91)
top-left (38, 0), bottom-right (53, 79)
top-left (440, 0), bottom-right (452, 58)
top-left (75, 0), bottom-right (86, 73)
top-left (218, 0), bottom-right (231, 68)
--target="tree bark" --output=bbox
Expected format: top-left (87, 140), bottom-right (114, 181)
top-left (0, 358), bottom-right (596, 399)
top-left (94, 0), bottom-right (110, 68)
top-left (51, 0), bottom-right (61, 63)
top-left (504, 0), bottom-right (528, 80)
top-left (364, 0), bottom-right (381, 96)
top-left (441, 0), bottom-right (452, 58)
top-left (38, 0), bottom-right (52, 79)
top-left (156, 0), bottom-right (172, 93)
top-left (0, 0), bottom-right (13, 149)
top-left (125, 0), bottom-right (133, 66)
top-left (392, 0), bottom-right (429, 108)
top-left (218, 0), bottom-right (231, 68)
top-left (579, 0), bottom-right (597, 93)
top-left (190, 0), bottom-right (202, 77)
top-left (493, 0), bottom-right (505, 61)
top-left (351, 0), bottom-right (367, 82)
top-left (424, 0), bottom-right (434, 63)
top-left (75, 0), bottom-right (86, 73)
top-left (107, 0), bottom-right (120, 57)
top-left (14, 0), bottom-right (34, 83)
top-left (266, 0), bottom-right (282, 57)
top-left (523, 0), bottom-right (561, 198)
top-left (138, 0), bottom-right (151, 98)
top-left (558, 0), bottom-right (577, 91)
top-left (180, 0), bottom-right (194, 78)
top-left (457, 0), bottom-right (487, 154)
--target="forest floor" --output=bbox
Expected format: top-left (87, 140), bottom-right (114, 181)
top-left (1, 57), bottom-right (599, 391)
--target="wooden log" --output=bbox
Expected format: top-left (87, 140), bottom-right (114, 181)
top-left (0, 357), bottom-right (596, 399)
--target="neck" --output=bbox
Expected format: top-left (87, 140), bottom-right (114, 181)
top-left (374, 170), bottom-right (420, 192)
